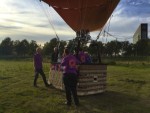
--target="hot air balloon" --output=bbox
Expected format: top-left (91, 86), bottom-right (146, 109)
top-left (41, 0), bottom-right (120, 96)
top-left (42, 0), bottom-right (120, 32)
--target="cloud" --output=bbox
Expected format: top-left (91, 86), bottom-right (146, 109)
top-left (0, 0), bottom-right (150, 45)
top-left (101, 0), bottom-right (150, 42)
top-left (0, 25), bottom-right (22, 30)
top-left (0, 30), bottom-right (75, 46)
top-left (114, 0), bottom-right (150, 17)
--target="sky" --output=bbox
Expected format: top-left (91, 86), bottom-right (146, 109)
top-left (0, 0), bottom-right (150, 45)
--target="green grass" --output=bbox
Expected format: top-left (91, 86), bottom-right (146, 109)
top-left (0, 60), bottom-right (150, 113)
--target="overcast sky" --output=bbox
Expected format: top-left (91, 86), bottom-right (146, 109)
top-left (0, 0), bottom-right (150, 45)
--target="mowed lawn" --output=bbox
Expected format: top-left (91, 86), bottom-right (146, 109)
top-left (0, 60), bottom-right (150, 113)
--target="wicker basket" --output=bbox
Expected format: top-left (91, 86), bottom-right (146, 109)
top-left (48, 64), bottom-right (107, 96)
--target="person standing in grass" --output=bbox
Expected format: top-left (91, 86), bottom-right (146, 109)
top-left (61, 48), bottom-right (80, 106)
top-left (51, 47), bottom-right (58, 64)
top-left (33, 47), bottom-right (49, 87)
top-left (49, 47), bottom-right (59, 85)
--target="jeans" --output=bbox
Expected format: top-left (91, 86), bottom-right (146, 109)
top-left (63, 73), bottom-right (79, 105)
top-left (34, 68), bottom-right (48, 86)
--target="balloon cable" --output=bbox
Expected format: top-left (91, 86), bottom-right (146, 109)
top-left (96, 0), bottom-right (114, 41)
top-left (38, 1), bottom-right (59, 41)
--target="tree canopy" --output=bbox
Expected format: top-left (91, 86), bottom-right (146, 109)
top-left (0, 37), bottom-right (150, 57)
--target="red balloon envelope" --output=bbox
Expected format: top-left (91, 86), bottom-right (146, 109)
top-left (42, 0), bottom-right (120, 32)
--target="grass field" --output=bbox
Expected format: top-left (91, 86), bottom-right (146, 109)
top-left (0, 60), bottom-right (150, 113)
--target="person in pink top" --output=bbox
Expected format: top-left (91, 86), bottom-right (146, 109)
top-left (61, 48), bottom-right (79, 106)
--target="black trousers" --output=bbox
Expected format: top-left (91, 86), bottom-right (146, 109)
top-left (34, 69), bottom-right (48, 86)
top-left (63, 73), bottom-right (79, 105)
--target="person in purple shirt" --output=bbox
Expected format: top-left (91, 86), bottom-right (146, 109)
top-left (84, 52), bottom-right (92, 64)
top-left (33, 47), bottom-right (49, 87)
top-left (78, 50), bottom-right (92, 64)
top-left (61, 48), bottom-right (79, 106)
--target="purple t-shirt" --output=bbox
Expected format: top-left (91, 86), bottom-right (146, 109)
top-left (78, 51), bottom-right (86, 63)
top-left (61, 54), bottom-right (79, 75)
top-left (34, 53), bottom-right (42, 70)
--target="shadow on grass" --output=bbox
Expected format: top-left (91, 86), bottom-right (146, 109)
top-left (79, 91), bottom-right (149, 113)
top-left (0, 76), bottom-right (12, 80)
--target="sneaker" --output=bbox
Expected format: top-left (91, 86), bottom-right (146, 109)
top-left (46, 84), bottom-right (53, 88)
top-left (64, 102), bottom-right (71, 106)
top-left (75, 103), bottom-right (80, 107)
top-left (34, 85), bottom-right (38, 88)
top-left (45, 84), bottom-right (50, 87)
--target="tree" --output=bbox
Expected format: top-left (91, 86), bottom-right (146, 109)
top-left (105, 40), bottom-right (121, 57)
top-left (135, 39), bottom-right (150, 56)
top-left (66, 40), bottom-right (75, 53)
top-left (14, 39), bottom-right (29, 56)
top-left (13, 40), bottom-right (21, 55)
top-left (42, 42), bottom-right (50, 55)
top-left (28, 40), bottom-right (38, 55)
top-left (59, 40), bottom-right (66, 56)
top-left (20, 39), bottom-right (30, 56)
top-left (121, 41), bottom-right (134, 56)
top-left (87, 41), bottom-right (104, 63)
top-left (43, 38), bottom-right (58, 56)
top-left (88, 41), bottom-right (104, 56)
top-left (0, 37), bottom-right (13, 55)
top-left (0, 43), bottom-right (2, 55)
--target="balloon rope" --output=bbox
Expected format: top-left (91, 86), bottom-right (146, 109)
top-left (96, 0), bottom-right (114, 41)
top-left (39, 1), bottom-right (59, 40)
top-left (106, 0), bottom-right (114, 35)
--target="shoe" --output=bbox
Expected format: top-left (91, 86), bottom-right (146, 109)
top-left (45, 84), bottom-right (50, 87)
top-left (64, 102), bottom-right (71, 106)
top-left (46, 84), bottom-right (53, 88)
top-left (34, 85), bottom-right (38, 88)
top-left (49, 83), bottom-right (52, 86)
top-left (75, 103), bottom-right (80, 107)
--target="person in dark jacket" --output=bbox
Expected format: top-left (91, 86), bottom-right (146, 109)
top-left (51, 47), bottom-right (58, 64)
top-left (61, 48), bottom-right (79, 106)
top-left (33, 47), bottom-right (49, 87)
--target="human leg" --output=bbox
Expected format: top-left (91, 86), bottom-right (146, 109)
top-left (38, 69), bottom-right (49, 86)
top-left (70, 74), bottom-right (79, 105)
top-left (34, 71), bottom-right (39, 87)
top-left (63, 74), bottom-right (72, 105)
top-left (71, 86), bottom-right (79, 106)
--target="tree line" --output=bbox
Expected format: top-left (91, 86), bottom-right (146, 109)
top-left (0, 37), bottom-right (150, 57)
